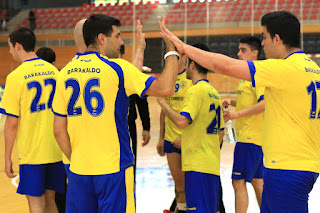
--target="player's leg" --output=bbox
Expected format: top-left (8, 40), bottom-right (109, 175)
top-left (231, 142), bottom-right (249, 213)
top-left (96, 166), bottom-right (135, 213)
top-left (44, 190), bottom-right (58, 213)
top-left (17, 164), bottom-right (48, 212)
top-left (185, 171), bottom-right (220, 213)
top-left (260, 168), bottom-right (319, 213)
top-left (45, 162), bottom-right (66, 213)
top-left (232, 179), bottom-right (248, 213)
top-left (165, 140), bottom-right (186, 212)
top-left (250, 143), bottom-right (264, 207)
top-left (251, 178), bottom-right (263, 206)
top-left (66, 171), bottom-right (98, 213)
top-left (26, 195), bottom-right (46, 213)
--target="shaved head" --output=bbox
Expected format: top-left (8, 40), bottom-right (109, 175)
top-left (74, 19), bottom-right (86, 53)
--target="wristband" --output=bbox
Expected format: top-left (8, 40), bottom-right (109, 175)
top-left (164, 51), bottom-right (180, 60)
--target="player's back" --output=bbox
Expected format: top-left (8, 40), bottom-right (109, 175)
top-left (181, 80), bottom-right (224, 175)
top-left (252, 52), bottom-right (320, 173)
top-left (0, 58), bottom-right (61, 164)
top-left (53, 51), bottom-right (153, 175)
top-left (165, 69), bottom-right (192, 142)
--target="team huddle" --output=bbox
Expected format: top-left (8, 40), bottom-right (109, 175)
top-left (1, 10), bottom-right (320, 213)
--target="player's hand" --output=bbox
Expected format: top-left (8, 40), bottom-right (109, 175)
top-left (5, 159), bottom-right (16, 178)
top-left (157, 138), bottom-right (165, 157)
top-left (157, 97), bottom-right (166, 106)
top-left (223, 110), bottom-right (239, 122)
top-left (222, 99), bottom-right (232, 108)
top-left (172, 137), bottom-right (181, 149)
top-left (135, 20), bottom-right (146, 51)
top-left (142, 66), bottom-right (152, 72)
top-left (159, 16), bottom-right (186, 54)
top-left (142, 130), bottom-right (151, 147)
top-left (159, 16), bottom-right (176, 52)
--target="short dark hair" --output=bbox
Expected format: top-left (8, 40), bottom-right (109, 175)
top-left (9, 27), bottom-right (36, 52)
top-left (83, 14), bottom-right (121, 47)
top-left (36, 47), bottom-right (56, 64)
top-left (188, 43), bottom-right (211, 74)
top-left (239, 36), bottom-right (262, 57)
top-left (120, 44), bottom-right (125, 56)
top-left (261, 10), bottom-right (300, 48)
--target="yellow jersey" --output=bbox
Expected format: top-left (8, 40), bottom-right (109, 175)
top-left (52, 51), bottom-right (156, 175)
top-left (248, 51), bottom-right (320, 173)
top-left (0, 58), bottom-right (62, 165)
top-left (164, 69), bottom-right (193, 142)
top-left (180, 80), bottom-right (225, 175)
top-left (235, 79), bottom-right (265, 146)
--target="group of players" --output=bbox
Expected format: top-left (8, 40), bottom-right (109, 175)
top-left (0, 9), bottom-right (319, 213)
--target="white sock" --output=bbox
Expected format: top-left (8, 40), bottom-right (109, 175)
top-left (177, 203), bottom-right (187, 211)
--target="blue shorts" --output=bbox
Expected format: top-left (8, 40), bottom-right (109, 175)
top-left (185, 171), bottom-right (219, 213)
top-left (66, 166), bottom-right (135, 213)
top-left (64, 164), bottom-right (70, 178)
top-left (17, 161), bottom-right (65, 196)
top-left (232, 142), bottom-right (264, 182)
top-left (164, 140), bottom-right (181, 154)
top-left (261, 168), bottom-right (319, 213)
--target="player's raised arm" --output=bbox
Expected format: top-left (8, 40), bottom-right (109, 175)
top-left (144, 17), bottom-right (179, 97)
top-left (131, 20), bottom-right (146, 71)
top-left (160, 22), bottom-right (251, 81)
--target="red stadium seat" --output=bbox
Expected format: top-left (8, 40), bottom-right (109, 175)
top-left (53, 23), bottom-right (59, 28)
top-left (48, 9), bottom-right (53, 13)
top-left (151, 4), bottom-right (157, 9)
top-left (22, 20), bottom-right (27, 24)
top-left (310, 14), bottom-right (317, 19)
top-left (312, 8), bottom-right (319, 14)
top-left (54, 9), bottom-right (61, 13)
top-left (90, 3), bottom-right (95, 7)
top-left (70, 8), bottom-right (76, 13)
top-left (83, 3), bottom-right (89, 7)
top-left (198, 17), bottom-right (205, 23)
top-left (37, 25), bottom-right (42, 29)
top-left (46, 24), bottom-right (52, 29)
top-left (61, 23), bottom-right (67, 28)
top-left (225, 17), bottom-right (231, 22)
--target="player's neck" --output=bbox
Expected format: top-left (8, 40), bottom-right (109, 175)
top-left (281, 47), bottom-right (301, 59)
top-left (20, 52), bottom-right (38, 63)
top-left (178, 66), bottom-right (186, 74)
top-left (192, 73), bottom-right (207, 84)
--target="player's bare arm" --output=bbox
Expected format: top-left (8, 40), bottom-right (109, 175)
top-left (131, 20), bottom-right (146, 71)
top-left (223, 100), bottom-right (265, 122)
top-left (144, 17), bottom-right (178, 97)
top-left (160, 21), bottom-right (251, 81)
top-left (157, 97), bottom-right (190, 129)
top-left (53, 115), bottom-right (72, 160)
top-left (4, 116), bottom-right (18, 178)
top-left (157, 109), bottom-right (166, 156)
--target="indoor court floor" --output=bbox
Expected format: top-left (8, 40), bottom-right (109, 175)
top-left (0, 96), bottom-right (319, 213)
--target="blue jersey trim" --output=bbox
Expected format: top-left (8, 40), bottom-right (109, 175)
top-left (96, 54), bottom-right (134, 171)
top-left (180, 111), bottom-right (193, 124)
top-left (0, 108), bottom-right (19, 118)
top-left (195, 79), bottom-right (209, 85)
top-left (178, 69), bottom-right (186, 75)
top-left (23, 57), bottom-right (41, 63)
top-left (285, 50), bottom-right (304, 59)
top-left (247, 61), bottom-right (256, 87)
top-left (258, 95), bottom-right (264, 102)
top-left (52, 109), bottom-right (67, 117)
top-left (141, 76), bottom-right (156, 98)
top-left (220, 128), bottom-right (225, 131)
top-left (80, 51), bottom-right (100, 56)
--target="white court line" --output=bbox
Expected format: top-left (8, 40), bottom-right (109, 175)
top-left (11, 175), bottom-right (19, 188)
